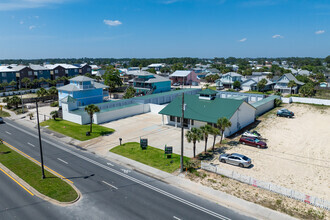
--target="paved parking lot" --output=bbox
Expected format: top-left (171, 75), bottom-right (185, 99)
top-left (79, 112), bottom-right (216, 158)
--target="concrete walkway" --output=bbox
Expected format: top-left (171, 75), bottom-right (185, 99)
top-left (5, 113), bottom-right (296, 220)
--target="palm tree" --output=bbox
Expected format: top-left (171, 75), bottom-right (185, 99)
top-left (216, 117), bottom-right (232, 145)
top-left (9, 80), bottom-right (17, 89)
top-left (1, 82), bottom-right (9, 92)
top-left (287, 80), bottom-right (297, 95)
top-left (32, 79), bottom-right (40, 88)
top-left (21, 77), bottom-right (31, 89)
top-left (10, 95), bottom-right (21, 109)
top-left (84, 104), bottom-right (100, 133)
top-left (50, 111), bottom-right (58, 120)
top-left (200, 124), bottom-right (212, 153)
top-left (37, 87), bottom-right (48, 102)
top-left (210, 127), bottom-right (221, 152)
top-left (3, 97), bottom-right (11, 108)
top-left (48, 86), bottom-right (58, 100)
top-left (185, 127), bottom-right (203, 158)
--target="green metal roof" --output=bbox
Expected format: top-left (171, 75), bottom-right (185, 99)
top-left (159, 94), bottom-right (244, 123)
top-left (251, 95), bottom-right (280, 108)
top-left (134, 88), bottom-right (199, 100)
top-left (198, 89), bottom-right (218, 96)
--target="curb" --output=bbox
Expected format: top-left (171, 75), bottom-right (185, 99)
top-left (0, 141), bottom-right (81, 206)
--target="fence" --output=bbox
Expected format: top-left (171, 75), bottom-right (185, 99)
top-left (281, 97), bottom-right (330, 106)
top-left (201, 162), bottom-right (330, 210)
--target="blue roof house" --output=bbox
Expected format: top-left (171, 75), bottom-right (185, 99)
top-left (129, 71), bottom-right (171, 95)
top-left (57, 76), bottom-right (108, 107)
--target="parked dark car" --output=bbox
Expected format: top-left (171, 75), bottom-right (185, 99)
top-left (0, 117), bottom-right (3, 123)
top-left (277, 108), bottom-right (294, 118)
top-left (239, 136), bottom-right (267, 148)
top-left (219, 153), bottom-right (252, 168)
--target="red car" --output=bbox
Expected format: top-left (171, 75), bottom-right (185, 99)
top-left (239, 136), bottom-right (267, 148)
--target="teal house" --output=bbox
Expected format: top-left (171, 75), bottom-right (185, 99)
top-left (58, 76), bottom-right (108, 107)
top-left (129, 71), bottom-right (171, 95)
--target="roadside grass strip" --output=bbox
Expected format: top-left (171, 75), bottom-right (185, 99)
top-left (110, 142), bottom-right (190, 173)
top-left (0, 110), bottom-right (10, 117)
top-left (40, 118), bottom-right (115, 141)
top-left (0, 143), bottom-right (78, 202)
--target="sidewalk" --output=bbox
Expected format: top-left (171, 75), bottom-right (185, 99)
top-left (7, 115), bottom-right (296, 220)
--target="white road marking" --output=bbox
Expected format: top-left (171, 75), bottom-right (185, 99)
top-left (121, 169), bottom-right (131, 174)
top-left (107, 162), bottom-right (114, 166)
top-left (57, 158), bottom-right (68, 164)
top-left (5, 131), bottom-right (11, 135)
top-left (28, 142), bottom-right (35, 147)
top-left (102, 181), bottom-right (118, 190)
top-left (173, 216), bottom-right (181, 220)
top-left (5, 121), bottom-right (231, 220)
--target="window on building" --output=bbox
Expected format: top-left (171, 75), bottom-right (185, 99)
top-left (55, 69), bottom-right (58, 74)
top-left (191, 120), bottom-right (194, 125)
top-left (2, 79), bottom-right (7, 83)
top-left (2, 73), bottom-right (6, 77)
top-left (65, 70), bottom-right (68, 74)
top-left (28, 71), bottom-right (32, 76)
top-left (75, 69), bottom-right (78, 72)
top-left (80, 82), bottom-right (83, 86)
top-left (177, 117), bottom-right (181, 123)
top-left (170, 116), bottom-right (175, 122)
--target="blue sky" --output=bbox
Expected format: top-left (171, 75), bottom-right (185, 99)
top-left (0, 0), bottom-right (329, 59)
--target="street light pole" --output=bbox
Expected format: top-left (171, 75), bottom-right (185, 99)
top-left (180, 92), bottom-right (185, 173)
top-left (21, 92), bottom-right (24, 114)
top-left (36, 101), bottom-right (45, 179)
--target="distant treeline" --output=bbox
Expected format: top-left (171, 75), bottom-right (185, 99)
top-left (0, 56), bottom-right (328, 68)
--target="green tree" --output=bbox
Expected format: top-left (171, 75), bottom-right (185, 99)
top-left (10, 95), bottom-right (21, 109)
top-left (50, 110), bottom-right (58, 120)
top-left (257, 78), bottom-right (267, 92)
top-left (216, 117), bottom-right (232, 145)
top-left (210, 127), bottom-right (221, 152)
top-left (48, 86), bottom-right (58, 100)
top-left (84, 104), bottom-right (100, 133)
top-left (1, 82), bottom-right (9, 92)
top-left (185, 127), bottom-right (203, 158)
top-left (299, 83), bottom-right (314, 97)
top-left (200, 124), bottom-right (213, 153)
top-left (21, 77), bottom-right (31, 89)
top-left (3, 97), bottom-right (11, 108)
top-left (37, 87), bottom-right (48, 101)
top-left (102, 66), bottom-right (123, 98)
top-left (287, 80), bottom-right (297, 94)
top-left (32, 79), bottom-right (40, 88)
top-left (9, 80), bottom-right (17, 89)
top-left (146, 68), bottom-right (156, 74)
top-left (233, 81), bottom-right (241, 89)
top-left (171, 63), bottom-right (185, 72)
top-left (123, 86), bottom-right (136, 99)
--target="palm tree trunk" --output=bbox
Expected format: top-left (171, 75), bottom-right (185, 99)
top-left (204, 136), bottom-right (208, 153)
top-left (90, 115), bottom-right (93, 133)
top-left (212, 135), bottom-right (216, 152)
top-left (193, 141), bottom-right (196, 158)
top-left (219, 130), bottom-right (224, 145)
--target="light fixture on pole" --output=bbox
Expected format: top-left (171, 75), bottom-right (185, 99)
top-left (36, 100), bottom-right (46, 179)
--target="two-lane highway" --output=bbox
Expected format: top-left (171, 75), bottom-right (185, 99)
top-left (0, 118), bottom-right (255, 220)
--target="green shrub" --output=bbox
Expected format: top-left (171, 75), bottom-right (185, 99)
top-left (274, 98), bottom-right (282, 107)
top-left (50, 101), bottom-right (59, 107)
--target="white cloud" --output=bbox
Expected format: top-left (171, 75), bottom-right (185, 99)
top-left (29, 25), bottom-right (36, 30)
top-left (0, 0), bottom-right (64, 11)
top-left (34, 15), bottom-right (39, 19)
top-left (104, 19), bottom-right (122, 27)
top-left (272, 34), bottom-right (284, 39)
top-left (20, 20), bottom-right (24, 24)
top-left (315, 30), bottom-right (325, 35)
top-left (239, 38), bottom-right (247, 42)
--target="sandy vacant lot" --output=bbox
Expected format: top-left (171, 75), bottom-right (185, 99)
top-left (213, 103), bottom-right (330, 200)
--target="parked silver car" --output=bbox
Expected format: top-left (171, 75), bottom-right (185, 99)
top-left (219, 153), bottom-right (252, 168)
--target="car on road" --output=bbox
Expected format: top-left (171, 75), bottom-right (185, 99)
top-left (0, 117), bottom-right (3, 123)
top-left (173, 82), bottom-right (180, 86)
top-left (239, 136), bottom-right (267, 148)
top-left (219, 153), bottom-right (252, 168)
top-left (277, 108), bottom-right (294, 118)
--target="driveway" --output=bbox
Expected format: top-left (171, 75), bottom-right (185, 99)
top-left (79, 112), bottom-right (217, 158)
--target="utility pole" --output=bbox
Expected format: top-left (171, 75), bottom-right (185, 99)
top-left (36, 101), bottom-right (46, 179)
top-left (180, 92), bottom-right (185, 173)
top-left (21, 92), bottom-right (24, 114)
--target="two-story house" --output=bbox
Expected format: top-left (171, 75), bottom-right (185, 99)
top-left (29, 64), bottom-right (51, 87)
top-left (0, 66), bottom-right (17, 90)
top-left (129, 71), bottom-right (171, 95)
top-left (241, 76), bottom-right (275, 91)
top-left (11, 65), bottom-right (35, 89)
top-left (76, 63), bottom-right (92, 75)
top-left (216, 72), bottom-right (243, 88)
top-left (44, 64), bottom-right (67, 85)
top-left (58, 76), bottom-right (108, 107)
top-left (169, 70), bottom-right (199, 86)
top-left (274, 73), bottom-right (304, 94)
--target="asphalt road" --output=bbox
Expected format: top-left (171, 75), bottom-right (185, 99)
top-left (0, 118), bottom-right (255, 220)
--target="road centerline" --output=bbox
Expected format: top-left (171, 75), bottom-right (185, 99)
top-left (57, 158), bottom-right (68, 164)
top-left (28, 142), bottom-right (35, 147)
top-left (102, 180), bottom-right (118, 190)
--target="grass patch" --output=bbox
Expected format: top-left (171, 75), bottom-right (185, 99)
top-left (40, 118), bottom-right (115, 141)
top-left (208, 86), bottom-right (217, 91)
top-left (0, 143), bottom-right (78, 202)
top-left (110, 142), bottom-right (190, 173)
top-left (0, 110), bottom-right (10, 117)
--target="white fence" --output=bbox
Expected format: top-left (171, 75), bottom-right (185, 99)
top-left (201, 162), bottom-right (330, 210)
top-left (281, 97), bottom-right (330, 106)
